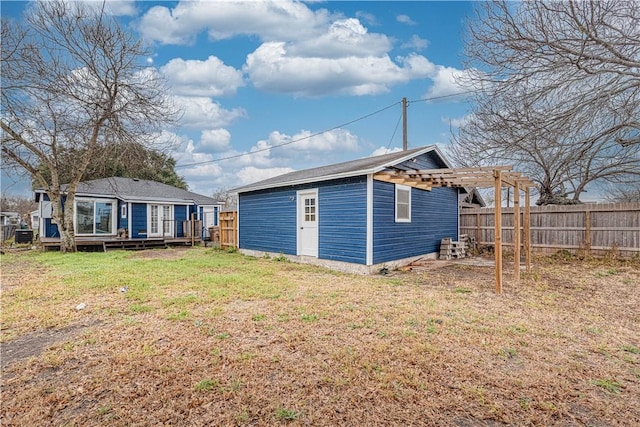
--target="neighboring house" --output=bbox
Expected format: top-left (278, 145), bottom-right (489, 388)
top-left (233, 145), bottom-right (473, 273)
top-left (30, 209), bottom-right (40, 232)
top-left (35, 177), bottom-right (223, 241)
top-left (0, 211), bottom-right (20, 226)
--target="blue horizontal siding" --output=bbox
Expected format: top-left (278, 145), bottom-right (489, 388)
top-left (239, 177), bottom-right (368, 263)
top-left (372, 149), bottom-right (457, 264)
top-left (118, 201), bottom-right (127, 229)
top-left (131, 203), bottom-right (147, 238)
top-left (239, 189), bottom-right (297, 255)
top-left (373, 180), bottom-right (458, 264)
top-left (175, 205), bottom-right (187, 237)
top-left (318, 178), bottom-right (367, 264)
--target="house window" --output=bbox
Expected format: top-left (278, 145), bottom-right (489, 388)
top-left (121, 204), bottom-right (127, 219)
top-left (75, 199), bottom-right (116, 235)
top-left (395, 184), bottom-right (411, 222)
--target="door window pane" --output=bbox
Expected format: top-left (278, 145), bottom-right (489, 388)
top-left (151, 205), bottom-right (159, 234)
top-left (76, 201), bottom-right (94, 234)
top-left (162, 205), bottom-right (171, 235)
top-left (95, 202), bottom-right (112, 234)
top-left (304, 198), bottom-right (316, 222)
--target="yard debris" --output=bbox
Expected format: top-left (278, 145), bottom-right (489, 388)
top-left (119, 286), bottom-right (129, 293)
top-left (75, 303), bottom-right (86, 311)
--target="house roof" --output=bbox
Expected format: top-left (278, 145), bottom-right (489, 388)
top-left (36, 177), bottom-right (220, 205)
top-left (233, 145), bottom-right (449, 193)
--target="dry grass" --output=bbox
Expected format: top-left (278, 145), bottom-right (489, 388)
top-left (1, 247), bottom-right (639, 426)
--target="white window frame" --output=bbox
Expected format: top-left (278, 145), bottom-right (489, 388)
top-left (74, 198), bottom-right (117, 236)
top-left (395, 184), bottom-right (411, 223)
top-left (121, 204), bottom-right (127, 219)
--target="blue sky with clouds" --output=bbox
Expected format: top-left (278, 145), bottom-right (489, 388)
top-left (1, 0), bottom-right (475, 197)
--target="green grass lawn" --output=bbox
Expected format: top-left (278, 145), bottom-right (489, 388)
top-left (1, 247), bottom-right (639, 426)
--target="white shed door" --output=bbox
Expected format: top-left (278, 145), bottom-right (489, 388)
top-left (297, 190), bottom-right (318, 257)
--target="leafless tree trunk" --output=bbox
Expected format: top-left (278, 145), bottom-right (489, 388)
top-left (450, 0), bottom-right (640, 204)
top-left (1, 1), bottom-right (176, 251)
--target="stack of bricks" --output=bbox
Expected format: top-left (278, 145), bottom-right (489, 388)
top-left (439, 237), bottom-right (467, 260)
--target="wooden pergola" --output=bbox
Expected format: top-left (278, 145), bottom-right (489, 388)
top-left (374, 166), bottom-right (536, 293)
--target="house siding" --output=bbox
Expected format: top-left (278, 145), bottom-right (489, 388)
top-left (118, 201), bottom-right (127, 229)
top-left (175, 205), bottom-right (187, 237)
top-left (131, 203), bottom-right (147, 238)
top-left (373, 180), bottom-right (458, 264)
top-left (240, 188), bottom-right (297, 254)
top-left (239, 177), bottom-right (368, 263)
top-left (372, 151), bottom-right (457, 264)
top-left (318, 178), bottom-right (367, 264)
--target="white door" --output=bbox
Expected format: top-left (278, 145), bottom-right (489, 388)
top-left (297, 190), bottom-right (318, 257)
top-left (149, 204), bottom-right (172, 237)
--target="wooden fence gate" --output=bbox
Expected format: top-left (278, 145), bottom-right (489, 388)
top-left (219, 211), bottom-right (238, 249)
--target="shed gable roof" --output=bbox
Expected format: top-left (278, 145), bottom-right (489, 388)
top-left (234, 145), bottom-right (447, 193)
top-left (39, 177), bottom-right (220, 205)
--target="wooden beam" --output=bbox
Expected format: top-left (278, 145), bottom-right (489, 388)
top-left (494, 169), bottom-right (503, 294)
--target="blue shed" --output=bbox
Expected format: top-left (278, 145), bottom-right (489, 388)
top-left (234, 145), bottom-right (472, 273)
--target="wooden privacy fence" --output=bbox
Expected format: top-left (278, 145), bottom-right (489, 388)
top-left (460, 202), bottom-right (640, 257)
top-left (219, 211), bottom-right (238, 249)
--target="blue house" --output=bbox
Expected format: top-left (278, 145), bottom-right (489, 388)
top-left (35, 177), bottom-right (223, 248)
top-left (234, 145), bottom-right (472, 273)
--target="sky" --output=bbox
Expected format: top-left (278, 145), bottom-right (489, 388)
top-left (1, 0), bottom-right (475, 198)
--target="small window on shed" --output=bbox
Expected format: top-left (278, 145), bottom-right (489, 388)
top-left (121, 204), bottom-right (127, 219)
top-left (395, 184), bottom-right (411, 222)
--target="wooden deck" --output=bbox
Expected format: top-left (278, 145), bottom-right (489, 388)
top-left (40, 236), bottom-right (202, 252)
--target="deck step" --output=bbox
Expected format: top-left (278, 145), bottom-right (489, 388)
top-left (103, 240), bottom-right (168, 251)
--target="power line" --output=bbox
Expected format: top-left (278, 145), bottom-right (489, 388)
top-left (175, 101), bottom-right (400, 169)
top-left (175, 91), bottom-right (474, 169)
top-left (408, 91), bottom-right (471, 104)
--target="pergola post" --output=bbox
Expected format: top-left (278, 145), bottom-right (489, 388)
top-left (524, 186), bottom-right (531, 272)
top-left (494, 169), bottom-right (502, 294)
top-left (513, 181), bottom-right (520, 283)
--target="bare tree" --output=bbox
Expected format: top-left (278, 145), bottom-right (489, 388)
top-left (1, 1), bottom-right (176, 251)
top-left (450, 0), bottom-right (640, 204)
top-left (211, 188), bottom-right (236, 211)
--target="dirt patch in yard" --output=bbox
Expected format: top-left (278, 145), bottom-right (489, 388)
top-left (1, 249), bottom-right (638, 426)
top-left (1, 319), bottom-right (100, 372)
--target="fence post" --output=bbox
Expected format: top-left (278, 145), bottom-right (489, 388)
top-left (585, 209), bottom-right (591, 255)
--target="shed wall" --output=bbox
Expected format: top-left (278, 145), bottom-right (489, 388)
top-left (239, 177), bottom-right (368, 263)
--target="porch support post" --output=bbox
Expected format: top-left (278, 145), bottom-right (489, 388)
top-left (524, 187), bottom-right (531, 272)
top-left (513, 181), bottom-right (520, 283)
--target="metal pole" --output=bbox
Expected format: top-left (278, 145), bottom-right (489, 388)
top-left (402, 97), bottom-right (408, 151)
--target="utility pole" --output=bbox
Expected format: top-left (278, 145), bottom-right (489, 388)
top-left (402, 97), bottom-right (408, 151)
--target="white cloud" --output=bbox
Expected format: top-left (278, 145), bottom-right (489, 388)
top-left (401, 35), bottom-right (429, 51)
top-left (235, 166), bottom-right (295, 186)
top-left (173, 96), bottom-right (246, 129)
top-left (138, 0), bottom-right (461, 99)
top-left (72, 0), bottom-right (137, 16)
top-left (287, 18), bottom-right (391, 58)
top-left (443, 114), bottom-right (472, 129)
top-left (161, 56), bottom-right (244, 97)
top-left (355, 11), bottom-right (377, 26)
top-left (424, 66), bottom-right (471, 100)
top-left (245, 43), bottom-right (435, 96)
top-left (371, 146), bottom-right (403, 157)
top-left (200, 129), bottom-right (232, 152)
top-left (137, 0), bottom-right (331, 45)
top-left (268, 128), bottom-right (360, 152)
top-left (396, 14), bottom-right (416, 25)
